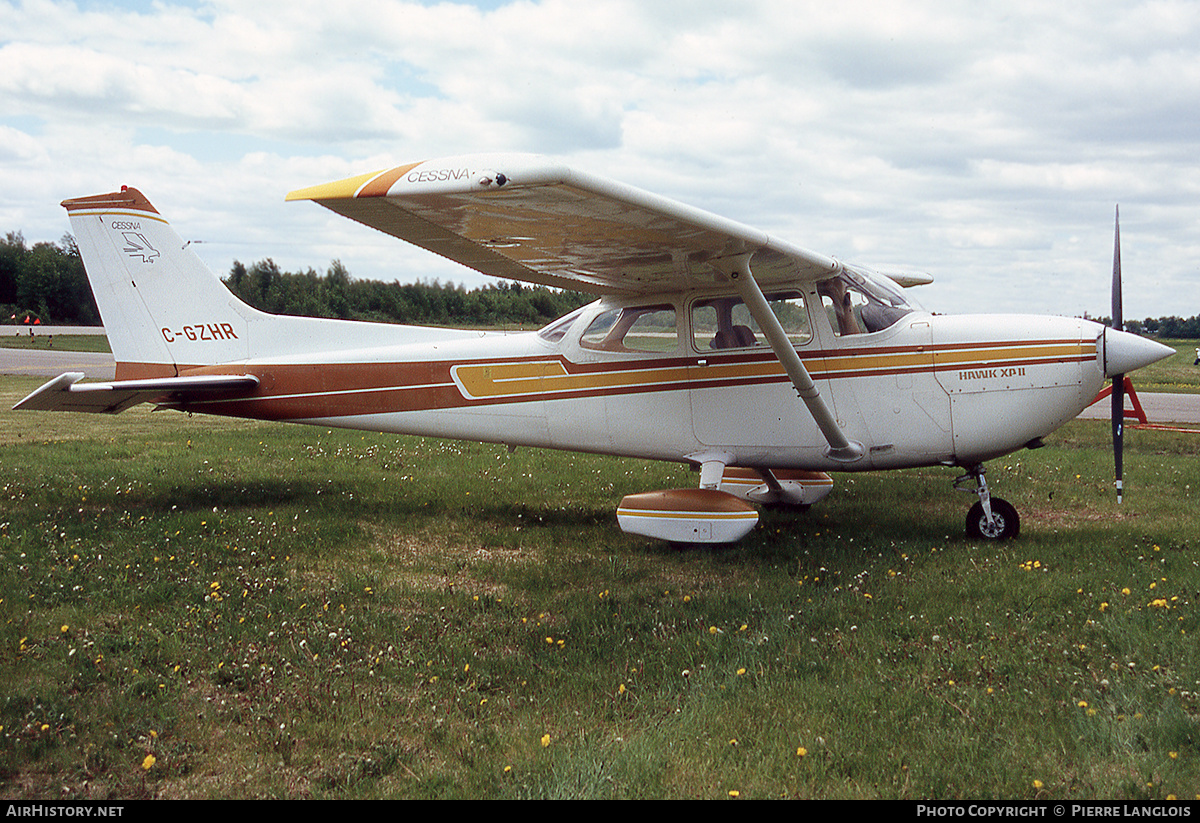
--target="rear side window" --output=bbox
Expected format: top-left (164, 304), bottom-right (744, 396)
top-left (580, 305), bottom-right (678, 352)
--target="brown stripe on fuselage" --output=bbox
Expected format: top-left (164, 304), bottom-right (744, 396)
top-left (158, 338), bottom-right (1097, 421)
top-left (116, 362), bottom-right (178, 380)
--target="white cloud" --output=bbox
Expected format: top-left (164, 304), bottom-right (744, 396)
top-left (0, 0), bottom-right (1196, 321)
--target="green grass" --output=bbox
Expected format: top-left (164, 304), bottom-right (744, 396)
top-left (0, 334), bottom-right (112, 354)
top-left (1136, 340), bottom-right (1200, 393)
top-left (0, 375), bottom-right (1198, 799)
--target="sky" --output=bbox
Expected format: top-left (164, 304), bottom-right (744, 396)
top-left (1, 0), bottom-right (1197, 320)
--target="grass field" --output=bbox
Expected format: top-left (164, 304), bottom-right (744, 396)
top-left (1, 373), bottom-right (1198, 799)
top-left (1138, 341), bottom-right (1200, 394)
top-left (0, 334), bottom-right (112, 354)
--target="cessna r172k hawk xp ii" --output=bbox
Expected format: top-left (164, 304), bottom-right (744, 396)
top-left (16, 154), bottom-right (1173, 544)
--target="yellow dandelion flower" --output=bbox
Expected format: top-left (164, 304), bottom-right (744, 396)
top-left (541, 734), bottom-right (551, 748)
top-left (142, 754), bottom-right (156, 771)
top-left (1032, 779), bottom-right (1043, 789)
top-left (1078, 700), bottom-right (1088, 708)
top-left (737, 667), bottom-right (746, 676)
top-left (728, 790), bottom-right (740, 798)
top-left (796, 747), bottom-right (807, 758)
top-left (1170, 751), bottom-right (1178, 759)
top-left (618, 683), bottom-right (626, 695)
top-left (60, 625), bottom-right (68, 633)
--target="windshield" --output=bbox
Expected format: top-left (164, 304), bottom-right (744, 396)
top-left (817, 266), bottom-right (919, 336)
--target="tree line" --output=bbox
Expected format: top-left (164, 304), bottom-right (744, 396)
top-left (3, 231), bottom-right (1198, 336)
top-left (2, 232), bottom-right (101, 326)
top-left (222, 259), bottom-right (591, 327)
top-left (1, 232), bottom-right (591, 328)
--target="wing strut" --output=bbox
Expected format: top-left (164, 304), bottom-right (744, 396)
top-left (726, 256), bottom-right (865, 463)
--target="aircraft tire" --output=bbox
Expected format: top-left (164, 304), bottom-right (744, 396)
top-left (965, 498), bottom-right (1020, 540)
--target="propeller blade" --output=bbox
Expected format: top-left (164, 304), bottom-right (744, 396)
top-left (1112, 205), bottom-right (1122, 329)
top-left (1111, 206), bottom-right (1124, 504)
top-left (1112, 374), bottom-right (1124, 502)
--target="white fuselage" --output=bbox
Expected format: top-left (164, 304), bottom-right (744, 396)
top-left (180, 291), bottom-right (1107, 474)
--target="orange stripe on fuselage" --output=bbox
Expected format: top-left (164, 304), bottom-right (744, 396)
top-left (162, 338), bottom-right (1097, 421)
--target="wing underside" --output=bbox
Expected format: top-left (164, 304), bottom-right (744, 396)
top-left (287, 154), bottom-right (841, 296)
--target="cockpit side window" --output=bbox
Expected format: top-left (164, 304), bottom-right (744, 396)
top-left (580, 304), bottom-right (679, 353)
top-left (691, 293), bottom-right (811, 350)
top-left (817, 269), bottom-right (913, 337)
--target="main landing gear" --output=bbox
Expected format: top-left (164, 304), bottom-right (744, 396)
top-left (955, 464), bottom-right (1020, 540)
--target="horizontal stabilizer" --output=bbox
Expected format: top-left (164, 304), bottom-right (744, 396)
top-left (13, 373), bottom-right (259, 414)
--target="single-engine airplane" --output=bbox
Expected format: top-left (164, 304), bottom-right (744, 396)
top-left (15, 154), bottom-right (1174, 543)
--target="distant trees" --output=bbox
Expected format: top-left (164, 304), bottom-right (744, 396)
top-left (1124, 316), bottom-right (1200, 339)
top-left (1, 230), bottom-right (592, 328)
top-left (220, 259), bottom-right (592, 327)
top-left (4, 228), bottom-right (1196, 335)
top-left (1, 232), bottom-right (101, 325)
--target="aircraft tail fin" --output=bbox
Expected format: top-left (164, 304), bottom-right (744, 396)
top-left (62, 188), bottom-right (254, 378)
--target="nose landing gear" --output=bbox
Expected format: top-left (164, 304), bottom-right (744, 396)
top-left (955, 464), bottom-right (1020, 540)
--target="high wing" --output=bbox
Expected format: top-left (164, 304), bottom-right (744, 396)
top-left (286, 153), bottom-right (843, 295)
top-left (14, 373), bottom-right (259, 414)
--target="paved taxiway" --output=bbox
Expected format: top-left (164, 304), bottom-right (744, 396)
top-left (1, 326), bottom-right (115, 380)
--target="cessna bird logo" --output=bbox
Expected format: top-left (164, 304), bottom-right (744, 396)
top-left (121, 231), bottom-right (159, 263)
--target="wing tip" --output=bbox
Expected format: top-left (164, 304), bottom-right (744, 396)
top-left (285, 170), bottom-right (384, 202)
top-left (286, 163), bottom-right (425, 203)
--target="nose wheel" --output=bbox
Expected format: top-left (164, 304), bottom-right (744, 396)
top-left (955, 465), bottom-right (1020, 540)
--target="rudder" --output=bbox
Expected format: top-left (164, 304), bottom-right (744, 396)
top-left (63, 188), bottom-right (254, 378)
